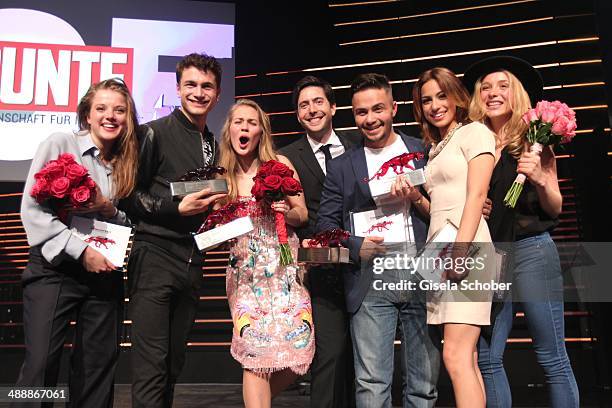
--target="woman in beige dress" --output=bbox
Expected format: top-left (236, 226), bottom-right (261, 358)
top-left (396, 67), bottom-right (495, 408)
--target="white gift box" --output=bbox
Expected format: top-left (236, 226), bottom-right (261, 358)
top-left (368, 168), bottom-right (426, 198)
top-left (350, 201), bottom-right (412, 244)
top-left (193, 216), bottom-right (254, 251)
top-left (70, 216), bottom-right (133, 268)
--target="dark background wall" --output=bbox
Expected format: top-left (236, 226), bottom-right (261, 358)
top-left (232, 0), bottom-right (339, 74)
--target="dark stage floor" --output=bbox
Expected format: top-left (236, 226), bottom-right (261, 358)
top-left (113, 384), bottom-right (306, 407)
top-left (0, 384), bottom-right (607, 407)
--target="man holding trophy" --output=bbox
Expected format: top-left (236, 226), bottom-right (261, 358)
top-left (315, 73), bottom-right (440, 407)
top-left (120, 53), bottom-right (227, 408)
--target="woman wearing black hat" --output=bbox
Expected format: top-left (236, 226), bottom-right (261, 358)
top-left (465, 56), bottom-right (579, 408)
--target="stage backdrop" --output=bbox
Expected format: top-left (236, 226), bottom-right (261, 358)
top-left (0, 0), bottom-right (235, 181)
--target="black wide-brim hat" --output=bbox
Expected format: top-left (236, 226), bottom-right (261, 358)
top-left (463, 55), bottom-right (543, 104)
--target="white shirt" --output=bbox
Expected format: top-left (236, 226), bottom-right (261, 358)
top-left (364, 134), bottom-right (412, 181)
top-left (363, 133), bottom-right (415, 242)
top-left (306, 130), bottom-right (345, 175)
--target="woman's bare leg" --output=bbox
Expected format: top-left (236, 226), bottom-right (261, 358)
top-left (443, 323), bottom-right (484, 408)
top-left (243, 369), bottom-right (271, 408)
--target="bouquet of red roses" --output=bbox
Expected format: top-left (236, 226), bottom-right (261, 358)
top-left (503, 100), bottom-right (577, 208)
top-left (30, 153), bottom-right (97, 221)
top-left (251, 160), bottom-right (303, 265)
top-left (197, 200), bottom-right (249, 233)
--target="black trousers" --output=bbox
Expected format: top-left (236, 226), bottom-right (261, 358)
top-left (308, 267), bottom-right (355, 408)
top-left (13, 248), bottom-right (122, 408)
top-left (128, 240), bottom-right (202, 408)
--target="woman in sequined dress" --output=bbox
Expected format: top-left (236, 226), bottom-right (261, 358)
top-left (217, 99), bottom-right (313, 407)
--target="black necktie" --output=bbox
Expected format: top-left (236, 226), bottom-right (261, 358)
top-left (319, 144), bottom-right (333, 169)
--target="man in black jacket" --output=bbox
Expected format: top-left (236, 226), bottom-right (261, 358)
top-left (120, 53), bottom-right (226, 408)
top-left (279, 76), bottom-right (360, 408)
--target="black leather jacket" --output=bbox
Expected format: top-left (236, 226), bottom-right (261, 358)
top-left (120, 109), bottom-right (218, 257)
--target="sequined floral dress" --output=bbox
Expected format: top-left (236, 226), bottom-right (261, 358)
top-left (226, 197), bottom-right (314, 374)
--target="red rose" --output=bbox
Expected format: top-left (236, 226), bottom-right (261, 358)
top-left (30, 182), bottom-right (48, 203)
top-left (70, 185), bottom-right (92, 206)
top-left (50, 177), bottom-right (71, 198)
top-left (281, 177), bottom-right (303, 196)
top-left (251, 179), bottom-right (262, 200)
top-left (30, 182), bottom-right (41, 197)
top-left (258, 161), bottom-right (276, 174)
top-left (34, 170), bottom-right (48, 180)
top-left (271, 161), bottom-right (293, 178)
top-left (40, 161), bottom-right (65, 180)
top-left (262, 175), bottom-right (283, 190)
top-left (84, 177), bottom-right (96, 189)
top-left (66, 163), bottom-right (88, 184)
top-left (251, 180), bottom-right (265, 200)
top-left (57, 153), bottom-right (76, 165)
top-left (30, 178), bottom-right (51, 202)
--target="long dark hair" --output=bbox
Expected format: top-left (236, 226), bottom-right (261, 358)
top-left (412, 67), bottom-right (471, 145)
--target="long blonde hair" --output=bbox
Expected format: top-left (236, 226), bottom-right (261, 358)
top-left (218, 99), bottom-right (277, 202)
top-left (468, 70), bottom-right (531, 158)
top-left (77, 78), bottom-right (139, 198)
top-left (412, 67), bottom-right (471, 146)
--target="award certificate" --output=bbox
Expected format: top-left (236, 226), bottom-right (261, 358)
top-left (70, 216), bottom-right (133, 268)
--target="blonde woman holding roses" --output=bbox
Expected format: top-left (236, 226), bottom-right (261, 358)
top-left (465, 56), bottom-right (579, 408)
top-left (14, 78), bottom-right (139, 408)
top-left (216, 99), bottom-right (313, 408)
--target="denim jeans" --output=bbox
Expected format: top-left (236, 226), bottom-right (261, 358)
top-left (350, 271), bottom-right (440, 408)
top-left (478, 232), bottom-right (579, 407)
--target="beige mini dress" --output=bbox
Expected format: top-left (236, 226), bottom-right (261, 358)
top-left (424, 121), bottom-right (496, 325)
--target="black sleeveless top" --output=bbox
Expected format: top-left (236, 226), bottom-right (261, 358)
top-left (487, 148), bottom-right (559, 242)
